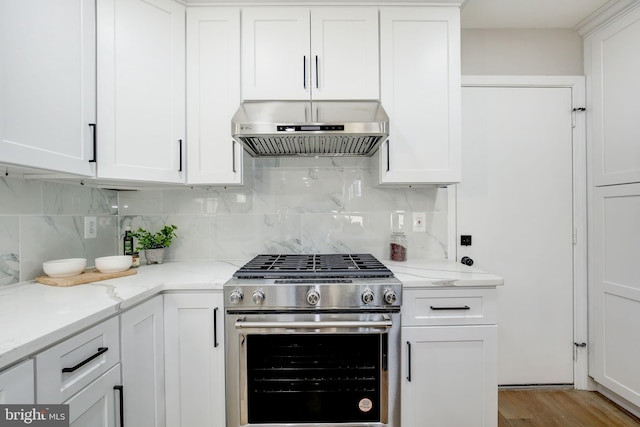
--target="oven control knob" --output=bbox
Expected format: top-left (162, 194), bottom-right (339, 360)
top-left (229, 289), bottom-right (244, 305)
top-left (306, 289), bottom-right (321, 306)
top-left (362, 289), bottom-right (375, 304)
top-left (252, 290), bottom-right (265, 305)
top-left (384, 289), bottom-right (398, 305)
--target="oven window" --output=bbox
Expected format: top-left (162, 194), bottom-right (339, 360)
top-left (246, 333), bottom-right (384, 424)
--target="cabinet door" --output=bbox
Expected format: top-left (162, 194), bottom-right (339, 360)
top-left (241, 7), bottom-right (310, 100)
top-left (589, 183), bottom-right (640, 406)
top-left (378, 7), bottom-right (461, 185)
top-left (187, 7), bottom-right (243, 185)
top-left (402, 325), bottom-right (497, 427)
top-left (310, 7), bottom-right (379, 100)
top-left (0, 360), bottom-right (34, 404)
top-left (585, 5), bottom-right (640, 186)
top-left (65, 365), bottom-right (121, 427)
top-left (0, 0), bottom-right (96, 176)
top-left (97, 0), bottom-right (186, 183)
top-left (120, 296), bottom-right (165, 427)
top-left (164, 292), bottom-right (225, 427)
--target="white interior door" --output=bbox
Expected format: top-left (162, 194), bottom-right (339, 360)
top-left (457, 85), bottom-right (574, 385)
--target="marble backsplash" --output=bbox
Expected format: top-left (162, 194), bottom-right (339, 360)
top-left (0, 177), bottom-right (118, 285)
top-left (1, 157), bottom-right (449, 285)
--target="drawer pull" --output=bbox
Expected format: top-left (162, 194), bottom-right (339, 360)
top-left (62, 347), bottom-right (108, 373)
top-left (430, 305), bottom-right (471, 311)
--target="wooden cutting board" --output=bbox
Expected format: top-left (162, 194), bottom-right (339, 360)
top-left (36, 268), bottom-right (137, 287)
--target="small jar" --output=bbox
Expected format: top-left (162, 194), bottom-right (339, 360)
top-left (131, 252), bottom-right (140, 268)
top-left (390, 231), bottom-right (407, 262)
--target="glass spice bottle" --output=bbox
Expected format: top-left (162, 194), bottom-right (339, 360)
top-left (390, 231), bottom-right (407, 262)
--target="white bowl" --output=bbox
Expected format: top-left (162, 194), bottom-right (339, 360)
top-left (43, 258), bottom-right (87, 278)
top-left (95, 255), bottom-right (132, 274)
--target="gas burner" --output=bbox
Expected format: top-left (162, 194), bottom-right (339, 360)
top-left (233, 253), bottom-right (394, 279)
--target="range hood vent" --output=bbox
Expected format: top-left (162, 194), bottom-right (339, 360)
top-left (231, 101), bottom-right (389, 157)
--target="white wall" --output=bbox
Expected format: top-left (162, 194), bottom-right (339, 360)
top-left (462, 29), bottom-right (583, 75)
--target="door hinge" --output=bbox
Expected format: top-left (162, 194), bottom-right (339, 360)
top-left (571, 107), bottom-right (586, 128)
top-left (573, 227), bottom-right (578, 245)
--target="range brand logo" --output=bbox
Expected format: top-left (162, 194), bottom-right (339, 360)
top-left (0, 405), bottom-right (68, 427)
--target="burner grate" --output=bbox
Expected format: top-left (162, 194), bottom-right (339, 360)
top-left (234, 254), bottom-right (393, 279)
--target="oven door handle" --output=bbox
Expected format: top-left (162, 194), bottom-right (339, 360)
top-left (235, 319), bottom-right (393, 330)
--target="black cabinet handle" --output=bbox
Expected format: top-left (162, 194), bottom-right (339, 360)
top-left (231, 141), bottom-right (236, 174)
top-left (114, 385), bottom-right (124, 427)
top-left (386, 140), bottom-right (390, 172)
top-left (430, 305), bottom-right (471, 311)
top-left (406, 341), bottom-right (412, 382)
top-left (178, 139), bottom-right (183, 172)
top-left (315, 55), bottom-right (319, 89)
top-left (62, 347), bottom-right (108, 373)
top-left (303, 56), bottom-right (307, 89)
top-left (213, 307), bottom-right (219, 348)
top-left (88, 123), bottom-right (97, 163)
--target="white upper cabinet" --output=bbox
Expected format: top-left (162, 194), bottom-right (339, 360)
top-left (376, 7), bottom-right (461, 185)
top-left (310, 8), bottom-right (379, 100)
top-left (97, 0), bottom-right (186, 183)
top-left (585, 4), bottom-right (640, 186)
top-left (0, 0), bottom-right (96, 176)
top-left (187, 7), bottom-right (243, 185)
top-left (241, 7), bottom-right (379, 101)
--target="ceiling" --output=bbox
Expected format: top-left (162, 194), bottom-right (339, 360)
top-left (460, 0), bottom-right (615, 29)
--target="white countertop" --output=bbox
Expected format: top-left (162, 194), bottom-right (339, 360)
top-left (386, 259), bottom-right (504, 288)
top-left (0, 258), bottom-right (502, 371)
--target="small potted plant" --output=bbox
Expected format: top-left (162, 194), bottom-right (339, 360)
top-left (131, 224), bottom-right (178, 264)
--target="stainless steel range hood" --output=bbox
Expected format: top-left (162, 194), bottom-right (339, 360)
top-left (231, 101), bottom-right (389, 157)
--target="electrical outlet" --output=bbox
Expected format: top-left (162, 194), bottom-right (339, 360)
top-left (412, 212), bottom-right (426, 232)
top-left (84, 216), bottom-right (97, 239)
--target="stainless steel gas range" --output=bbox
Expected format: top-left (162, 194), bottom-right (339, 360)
top-left (224, 254), bottom-right (402, 427)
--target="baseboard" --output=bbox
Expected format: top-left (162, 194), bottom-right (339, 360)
top-left (595, 384), bottom-right (640, 419)
top-left (498, 384), bottom-right (574, 391)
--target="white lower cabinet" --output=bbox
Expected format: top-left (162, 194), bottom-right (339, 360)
top-left (164, 292), bottom-right (225, 427)
top-left (0, 359), bottom-right (34, 404)
top-left (35, 317), bottom-right (120, 404)
top-left (65, 364), bottom-right (121, 427)
top-left (402, 288), bottom-right (498, 427)
top-left (120, 296), bottom-right (165, 427)
top-left (589, 183), bottom-right (640, 406)
top-left (35, 317), bottom-right (122, 427)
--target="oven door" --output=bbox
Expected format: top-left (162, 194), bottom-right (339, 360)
top-left (225, 311), bottom-right (401, 427)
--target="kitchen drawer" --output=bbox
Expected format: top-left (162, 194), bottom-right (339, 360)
top-left (402, 288), bottom-right (497, 326)
top-left (35, 316), bottom-right (120, 403)
top-left (0, 359), bottom-right (34, 404)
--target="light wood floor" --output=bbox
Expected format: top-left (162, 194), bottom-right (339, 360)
top-left (499, 389), bottom-right (640, 427)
